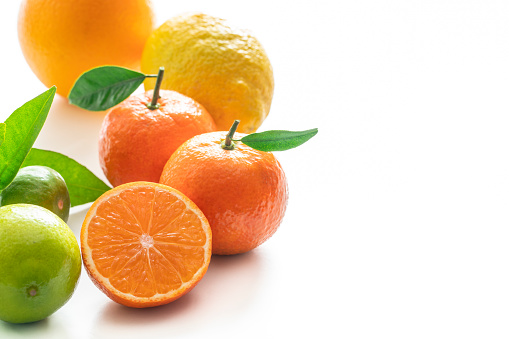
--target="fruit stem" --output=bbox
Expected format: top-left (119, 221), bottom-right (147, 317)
top-left (222, 120), bottom-right (240, 150)
top-left (147, 67), bottom-right (164, 110)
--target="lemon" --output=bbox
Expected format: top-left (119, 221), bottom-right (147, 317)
top-left (141, 12), bottom-right (274, 133)
top-left (0, 204), bottom-right (81, 323)
top-left (0, 166), bottom-right (70, 222)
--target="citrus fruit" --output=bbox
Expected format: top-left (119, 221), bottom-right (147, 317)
top-left (0, 166), bottom-right (71, 222)
top-left (18, 0), bottom-right (154, 97)
top-left (141, 12), bottom-right (274, 133)
top-left (159, 130), bottom-right (288, 255)
top-left (99, 89), bottom-right (216, 187)
top-left (80, 181), bottom-right (212, 308)
top-left (0, 204), bottom-right (81, 323)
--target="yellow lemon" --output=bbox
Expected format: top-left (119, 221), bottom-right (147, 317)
top-left (141, 13), bottom-right (274, 133)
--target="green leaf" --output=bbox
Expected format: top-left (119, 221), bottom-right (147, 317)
top-left (22, 148), bottom-right (111, 207)
top-left (68, 65), bottom-right (146, 111)
top-left (0, 87), bottom-right (56, 191)
top-left (0, 123), bottom-right (5, 147)
top-left (240, 128), bottom-right (318, 152)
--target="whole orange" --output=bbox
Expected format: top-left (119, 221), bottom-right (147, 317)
top-left (99, 90), bottom-right (216, 187)
top-left (160, 131), bottom-right (289, 255)
top-left (18, 0), bottom-right (154, 97)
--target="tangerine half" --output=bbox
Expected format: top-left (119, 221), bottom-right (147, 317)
top-left (80, 182), bottom-right (212, 308)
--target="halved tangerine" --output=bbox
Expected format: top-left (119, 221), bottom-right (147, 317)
top-left (80, 182), bottom-right (212, 308)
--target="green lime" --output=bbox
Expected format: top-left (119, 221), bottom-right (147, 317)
top-left (0, 204), bottom-right (81, 324)
top-left (0, 166), bottom-right (70, 222)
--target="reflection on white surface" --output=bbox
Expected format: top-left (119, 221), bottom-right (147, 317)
top-left (91, 252), bottom-right (265, 338)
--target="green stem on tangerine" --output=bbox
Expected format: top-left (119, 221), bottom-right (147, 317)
top-left (222, 120), bottom-right (240, 150)
top-left (147, 67), bottom-right (164, 110)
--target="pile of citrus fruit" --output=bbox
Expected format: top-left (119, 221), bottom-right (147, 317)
top-left (0, 0), bottom-right (317, 324)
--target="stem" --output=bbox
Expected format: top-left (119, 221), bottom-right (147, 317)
top-left (147, 67), bottom-right (164, 110)
top-left (222, 120), bottom-right (240, 150)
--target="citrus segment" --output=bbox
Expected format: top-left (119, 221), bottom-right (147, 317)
top-left (81, 182), bottom-right (211, 308)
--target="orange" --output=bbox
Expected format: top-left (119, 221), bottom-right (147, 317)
top-left (99, 89), bottom-right (217, 187)
top-left (160, 131), bottom-right (288, 255)
top-left (18, 0), bottom-right (154, 97)
top-left (141, 13), bottom-right (274, 133)
top-left (80, 181), bottom-right (212, 308)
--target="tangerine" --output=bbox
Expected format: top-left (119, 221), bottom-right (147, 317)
top-left (80, 181), bottom-right (212, 308)
top-left (99, 89), bottom-right (216, 187)
top-left (160, 130), bottom-right (288, 255)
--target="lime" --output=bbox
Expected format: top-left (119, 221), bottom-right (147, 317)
top-left (0, 204), bottom-right (81, 323)
top-left (0, 166), bottom-right (70, 222)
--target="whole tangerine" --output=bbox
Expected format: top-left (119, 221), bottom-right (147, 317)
top-left (160, 126), bottom-right (288, 255)
top-left (99, 89), bottom-right (216, 187)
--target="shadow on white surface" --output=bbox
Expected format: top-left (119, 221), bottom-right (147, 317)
top-left (0, 317), bottom-right (69, 339)
top-left (0, 318), bottom-right (49, 333)
top-left (92, 250), bottom-right (265, 336)
top-left (99, 290), bottom-right (198, 325)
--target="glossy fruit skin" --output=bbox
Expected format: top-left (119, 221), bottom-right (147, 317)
top-left (141, 12), bottom-right (274, 133)
top-left (18, 0), bottom-right (154, 97)
top-left (0, 204), bottom-right (81, 323)
top-left (0, 166), bottom-right (70, 222)
top-left (99, 90), bottom-right (217, 187)
top-left (160, 131), bottom-right (288, 255)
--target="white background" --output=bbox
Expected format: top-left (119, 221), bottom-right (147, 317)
top-left (1, 0), bottom-right (509, 338)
